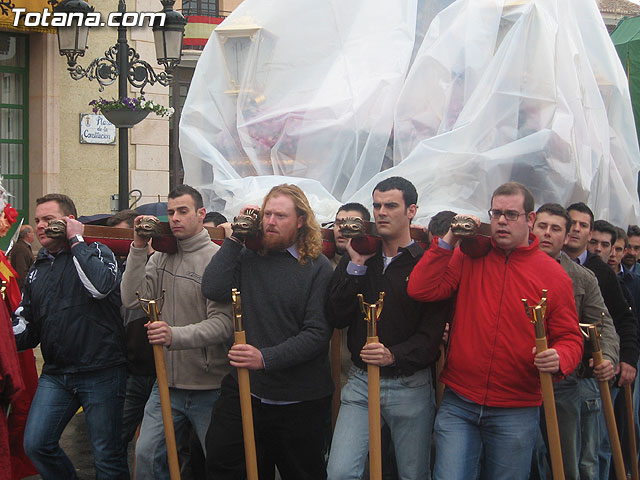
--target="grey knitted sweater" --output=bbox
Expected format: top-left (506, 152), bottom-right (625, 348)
top-left (201, 238), bottom-right (334, 402)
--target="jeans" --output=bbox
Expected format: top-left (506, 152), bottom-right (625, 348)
top-left (121, 373), bottom-right (156, 446)
top-left (598, 385), bottom-right (619, 479)
top-left (578, 378), bottom-right (601, 480)
top-left (433, 388), bottom-right (539, 480)
top-left (206, 374), bottom-right (331, 480)
top-left (23, 366), bottom-right (128, 480)
top-left (327, 366), bottom-right (435, 480)
top-left (533, 375), bottom-right (582, 480)
top-left (135, 383), bottom-right (220, 480)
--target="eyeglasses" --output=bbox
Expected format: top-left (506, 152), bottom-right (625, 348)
top-left (488, 209), bottom-right (526, 221)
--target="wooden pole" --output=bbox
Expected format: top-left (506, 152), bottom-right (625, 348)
top-left (231, 289), bottom-right (258, 480)
top-left (522, 295), bottom-right (564, 480)
top-left (331, 329), bottom-right (342, 430)
top-left (624, 384), bottom-right (639, 480)
top-left (367, 334), bottom-right (382, 480)
top-left (534, 332), bottom-right (565, 480)
top-left (358, 293), bottom-right (384, 480)
top-left (142, 298), bottom-right (181, 480)
top-left (588, 326), bottom-right (626, 480)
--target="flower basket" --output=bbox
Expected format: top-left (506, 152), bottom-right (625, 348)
top-left (89, 96), bottom-right (174, 128)
top-left (102, 108), bottom-right (151, 128)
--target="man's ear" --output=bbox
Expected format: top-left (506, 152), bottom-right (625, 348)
top-left (527, 211), bottom-right (535, 230)
top-left (68, 215), bottom-right (76, 220)
top-left (407, 204), bottom-right (417, 221)
top-left (197, 207), bottom-right (206, 221)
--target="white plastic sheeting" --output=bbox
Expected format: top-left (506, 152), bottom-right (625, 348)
top-left (180, 0), bottom-right (640, 227)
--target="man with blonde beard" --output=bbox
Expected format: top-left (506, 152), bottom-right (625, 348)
top-left (202, 184), bottom-right (334, 480)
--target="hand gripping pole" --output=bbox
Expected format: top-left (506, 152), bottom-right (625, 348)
top-left (137, 291), bottom-right (180, 480)
top-left (231, 288), bottom-right (258, 480)
top-left (522, 290), bottom-right (564, 480)
top-left (358, 292), bottom-right (385, 480)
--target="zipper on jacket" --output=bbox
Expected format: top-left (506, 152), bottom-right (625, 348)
top-left (483, 254), bottom-right (510, 404)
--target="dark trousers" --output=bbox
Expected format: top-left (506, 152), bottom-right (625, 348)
top-left (206, 374), bottom-right (331, 480)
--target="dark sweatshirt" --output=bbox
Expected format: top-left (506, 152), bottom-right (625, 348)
top-left (201, 238), bottom-right (334, 402)
top-left (326, 242), bottom-right (449, 377)
top-left (584, 252), bottom-right (639, 367)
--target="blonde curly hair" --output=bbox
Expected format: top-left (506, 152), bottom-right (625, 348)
top-left (260, 184), bottom-right (323, 264)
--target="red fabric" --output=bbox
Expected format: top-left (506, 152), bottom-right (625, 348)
top-left (0, 407), bottom-right (9, 478)
top-left (350, 236), bottom-right (381, 255)
top-left (0, 298), bottom-right (25, 476)
top-left (407, 234), bottom-right (583, 408)
top-left (0, 251), bottom-right (37, 478)
top-left (8, 351), bottom-right (37, 479)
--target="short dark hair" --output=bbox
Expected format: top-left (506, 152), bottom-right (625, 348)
top-left (168, 184), bottom-right (204, 210)
top-left (336, 202), bottom-right (371, 222)
top-left (428, 210), bottom-right (457, 238)
top-left (491, 182), bottom-right (535, 214)
top-left (615, 226), bottom-right (628, 248)
top-left (535, 203), bottom-right (572, 233)
top-left (628, 225), bottom-right (640, 239)
top-left (204, 211), bottom-right (228, 227)
top-left (36, 193), bottom-right (78, 218)
top-left (593, 219), bottom-right (617, 245)
top-left (106, 209), bottom-right (139, 228)
top-left (566, 202), bottom-right (594, 230)
top-left (373, 176), bottom-right (418, 209)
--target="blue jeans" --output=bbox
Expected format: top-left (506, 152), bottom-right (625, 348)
top-left (578, 378), bottom-right (601, 480)
top-left (23, 366), bottom-right (128, 480)
top-left (327, 366), bottom-right (435, 480)
top-left (135, 383), bottom-right (220, 480)
top-left (598, 384), bottom-right (619, 479)
top-left (433, 388), bottom-right (539, 480)
top-left (121, 373), bottom-right (156, 446)
top-left (533, 375), bottom-right (582, 480)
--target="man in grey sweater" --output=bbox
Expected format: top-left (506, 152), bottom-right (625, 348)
top-left (202, 184), bottom-right (334, 480)
top-left (121, 185), bottom-right (233, 480)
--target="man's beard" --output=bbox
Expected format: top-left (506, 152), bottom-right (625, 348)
top-left (263, 229), bottom-right (299, 251)
top-left (622, 254), bottom-right (637, 268)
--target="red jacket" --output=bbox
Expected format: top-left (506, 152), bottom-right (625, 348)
top-left (407, 234), bottom-right (583, 407)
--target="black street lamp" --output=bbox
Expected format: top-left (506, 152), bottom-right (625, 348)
top-left (53, 0), bottom-right (186, 211)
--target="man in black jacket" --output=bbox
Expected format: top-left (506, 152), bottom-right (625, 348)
top-left (12, 193), bottom-right (128, 479)
top-left (326, 177), bottom-right (448, 480)
top-left (564, 202), bottom-right (638, 479)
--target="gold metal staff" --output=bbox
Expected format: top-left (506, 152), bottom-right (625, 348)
top-left (0, 280), bottom-right (6, 301)
top-left (358, 292), bottom-right (385, 480)
top-left (137, 291), bottom-right (180, 480)
top-left (231, 289), bottom-right (258, 480)
top-left (522, 290), bottom-right (565, 480)
top-left (579, 320), bottom-right (626, 480)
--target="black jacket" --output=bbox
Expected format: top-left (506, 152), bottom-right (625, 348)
top-left (584, 252), bottom-right (639, 366)
top-left (326, 242), bottom-right (449, 377)
top-left (13, 242), bottom-right (126, 374)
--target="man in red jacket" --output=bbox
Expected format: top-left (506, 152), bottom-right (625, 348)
top-left (407, 182), bottom-right (583, 480)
